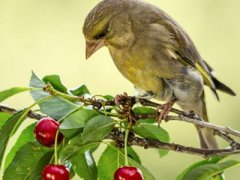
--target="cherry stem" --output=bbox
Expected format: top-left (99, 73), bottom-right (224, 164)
top-left (124, 124), bottom-right (131, 166)
top-left (44, 82), bottom-right (81, 102)
top-left (54, 130), bottom-right (60, 165)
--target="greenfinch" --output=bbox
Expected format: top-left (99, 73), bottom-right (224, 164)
top-left (83, 0), bottom-right (236, 149)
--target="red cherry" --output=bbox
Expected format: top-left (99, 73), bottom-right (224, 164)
top-left (114, 166), bottom-right (144, 180)
top-left (34, 117), bottom-right (63, 147)
top-left (42, 164), bottom-right (70, 180)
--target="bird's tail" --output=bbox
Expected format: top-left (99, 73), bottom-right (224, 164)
top-left (196, 126), bottom-right (218, 149)
top-left (212, 76), bottom-right (236, 96)
top-left (194, 93), bottom-right (218, 149)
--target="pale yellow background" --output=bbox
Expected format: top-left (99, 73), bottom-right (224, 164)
top-left (0, 0), bottom-right (240, 179)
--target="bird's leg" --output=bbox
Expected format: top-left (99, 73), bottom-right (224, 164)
top-left (157, 98), bottom-right (176, 125)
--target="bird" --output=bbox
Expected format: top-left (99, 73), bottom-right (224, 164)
top-left (82, 0), bottom-right (236, 149)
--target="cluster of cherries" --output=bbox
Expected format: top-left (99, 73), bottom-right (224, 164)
top-left (34, 117), bottom-right (143, 180)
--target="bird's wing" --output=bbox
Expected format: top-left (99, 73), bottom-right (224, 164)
top-left (156, 12), bottom-right (219, 99)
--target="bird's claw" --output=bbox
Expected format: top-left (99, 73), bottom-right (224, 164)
top-left (156, 99), bottom-right (176, 126)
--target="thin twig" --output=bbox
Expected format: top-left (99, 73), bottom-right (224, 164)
top-left (213, 130), bottom-right (240, 149)
top-left (0, 105), bottom-right (44, 120)
top-left (0, 105), bottom-right (17, 114)
top-left (165, 115), bottom-right (240, 137)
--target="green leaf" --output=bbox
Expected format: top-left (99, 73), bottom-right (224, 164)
top-left (60, 108), bottom-right (99, 138)
top-left (26, 151), bottom-right (54, 180)
top-left (138, 118), bottom-right (156, 124)
top-left (0, 112), bottom-right (12, 129)
top-left (3, 142), bottom-right (52, 180)
top-left (30, 72), bottom-right (77, 119)
top-left (70, 85), bottom-right (90, 96)
top-left (133, 124), bottom-right (170, 158)
top-left (60, 135), bottom-right (100, 162)
top-left (30, 71), bottom-right (46, 88)
top-left (176, 157), bottom-right (223, 180)
top-left (213, 173), bottom-right (225, 180)
top-left (0, 110), bottom-right (27, 169)
top-left (133, 107), bottom-right (157, 124)
top-left (81, 115), bottom-right (115, 143)
top-left (133, 124), bottom-right (169, 143)
top-left (43, 75), bottom-right (67, 93)
top-left (1, 96), bottom-right (52, 169)
top-left (4, 123), bottom-right (36, 170)
top-left (0, 87), bottom-right (30, 103)
top-left (181, 160), bottom-right (240, 180)
top-left (98, 144), bottom-right (125, 180)
top-left (103, 95), bottom-right (114, 101)
top-left (71, 150), bottom-right (98, 180)
top-left (29, 71), bottom-right (49, 101)
top-left (158, 149), bottom-right (169, 158)
top-left (40, 98), bottom-right (78, 120)
top-left (133, 106), bottom-right (156, 115)
top-left (98, 144), bottom-right (156, 180)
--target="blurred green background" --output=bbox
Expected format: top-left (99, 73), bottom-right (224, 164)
top-left (0, 0), bottom-right (240, 179)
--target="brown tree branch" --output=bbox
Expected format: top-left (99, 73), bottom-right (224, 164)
top-left (0, 104), bottom-right (44, 120)
top-left (108, 128), bottom-right (240, 158)
top-left (1, 91), bottom-right (240, 158)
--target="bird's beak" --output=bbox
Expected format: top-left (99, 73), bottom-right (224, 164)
top-left (85, 40), bottom-right (105, 59)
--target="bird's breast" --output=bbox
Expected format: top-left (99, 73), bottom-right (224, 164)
top-left (108, 48), bottom-right (164, 95)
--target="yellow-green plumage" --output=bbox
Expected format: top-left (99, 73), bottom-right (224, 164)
top-left (83, 0), bottom-right (236, 149)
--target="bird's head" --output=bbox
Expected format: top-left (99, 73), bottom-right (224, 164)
top-left (83, 0), bottom-right (135, 59)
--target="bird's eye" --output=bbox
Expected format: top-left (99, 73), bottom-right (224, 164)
top-left (94, 27), bottom-right (109, 39)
